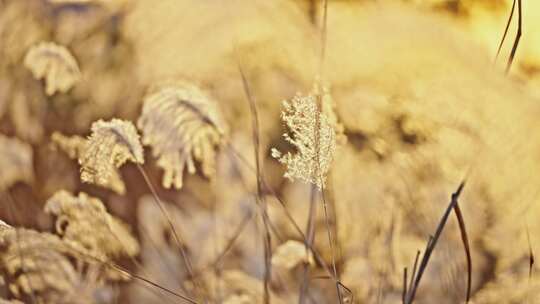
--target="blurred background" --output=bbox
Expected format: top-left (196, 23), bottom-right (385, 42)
top-left (1, 0), bottom-right (540, 303)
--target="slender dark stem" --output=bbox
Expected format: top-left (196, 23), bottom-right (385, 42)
top-left (320, 188), bottom-right (343, 303)
top-left (227, 144), bottom-right (305, 238)
top-left (105, 217), bottom-right (190, 304)
top-left (494, 0), bottom-right (516, 64)
top-left (299, 186), bottom-right (318, 304)
top-left (210, 180), bottom-right (222, 303)
top-left (191, 211), bottom-right (255, 279)
top-left (318, 0), bottom-right (328, 78)
top-left (408, 250), bottom-right (421, 293)
top-left (139, 224), bottom-right (186, 289)
top-left (453, 203), bottom-right (472, 302)
top-left (315, 0), bottom-right (343, 301)
top-left (311, 95), bottom-right (343, 303)
top-left (73, 248), bottom-right (199, 304)
top-left (227, 143), bottom-right (341, 286)
top-left (405, 181), bottom-right (466, 304)
top-left (402, 267), bottom-right (408, 304)
top-left (136, 164), bottom-right (203, 301)
top-left (308, 0), bottom-right (317, 24)
top-left (505, 0), bottom-right (522, 74)
top-left (526, 222), bottom-right (534, 304)
top-left (237, 61), bottom-right (272, 304)
top-left (527, 224), bottom-right (535, 279)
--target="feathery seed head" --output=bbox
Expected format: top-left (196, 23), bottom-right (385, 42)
top-left (23, 41), bottom-right (81, 96)
top-left (80, 119), bottom-right (143, 189)
top-left (272, 84), bottom-right (343, 189)
top-left (51, 132), bottom-right (127, 194)
top-left (44, 190), bottom-right (139, 259)
top-left (138, 80), bottom-right (227, 189)
top-left (0, 228), bottom-right (97, 302)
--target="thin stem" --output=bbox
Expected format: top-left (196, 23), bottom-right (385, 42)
top-left (105, 217), bottom-right (190, 302)
top-left (505, 0), bottom-right (522, 74)
top-left (191, 211), bottom-right (255, 279)
top-left (453, 202), bottom-right (472, 303)
top-left (315, 0), bottom-right (343, 301)
top-left (320, 188), bottom-right (343, 303)
top-left (210, 179), bottom-right (222, 303)
top-left (526, 222), bottom-right (534, 304)
top-left (77, 249), bottom-right (199, 304)
top-left (405, 181), bottom-right (466, 304)
top-left (237, 60), bottom-right (272, 304)
top-left (227, 144), bottom-right (305, 238)
top-left (299, 186), bottom-right (318, 304)
top-left (408, 251), bottom-right (421, 293)
top-left (226, 141), bottom-right (341, 290)
top-left (139, 224), bottom-right (187, 291)
top-left (318, 0), bottom-right (328, 79)
top-left (494, 0), bottom-right (516, 64)
top-left (402, 267), bottom-right (408, 304)
top-left (136, 164), bottom-right (204, 302)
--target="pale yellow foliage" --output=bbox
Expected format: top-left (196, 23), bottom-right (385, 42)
top-left (137, 80), bottom-right (227, 189)
top-left (44, 190), bottom-right (139, 259)
top-left (0, 220), bottom-right (10, 231)
top-left (51, 132), bottom-right (87, 160)
top-left (47, 0), bottom-right (131, 11)
top-left (23, 41), bottom-right (80, 96)
top-left (80, 119), bottom-right (144, 190)
top-left (471, 272), bottom-right (540, 303)
top-left (271, 240), bottom-right (313, 269)
top-left (48, 0), bottom-right (93, 3)
top-left (0, 135), bottom-right (33, 191)
top-left (223, 294), bottom-right (253, 304)
top-left (0, 299), bottom-right (24, 304)
top-left (2, 0), bottom-right (540, 303)
top-left (272, 84), bottom-right (343, 189)
top-left (221, 270), bottom-right (286, 304)
top-left (0, 228), bottom-right (96, 304)
top-left (51, 132), bottom-right (126, 194)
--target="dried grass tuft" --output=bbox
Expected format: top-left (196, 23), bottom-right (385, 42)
top-left (44, 190), bottom-right (139, 260)
top-left (80, 119), bottom-right (144, 191)
top-left (24, 41), bottom-right (80, 96)
top-left (138, 80), bottom-right (227, 189)
top-left (271, 83), bottom-right (344, 189)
